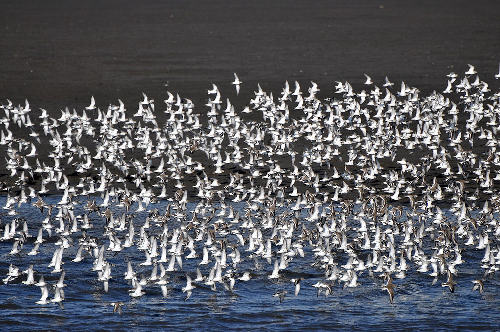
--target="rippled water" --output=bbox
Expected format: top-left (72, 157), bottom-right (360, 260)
top-left (1, 195), bottom-right (499, 331)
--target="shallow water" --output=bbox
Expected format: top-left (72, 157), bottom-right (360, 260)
top-left (0, 196), bottom-right (499, 331)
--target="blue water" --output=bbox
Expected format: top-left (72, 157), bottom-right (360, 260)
top-left (0, 196), bottom-right (499, 331)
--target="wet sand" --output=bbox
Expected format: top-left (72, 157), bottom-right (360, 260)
top-left (0, 0), bottom-right (499, 110)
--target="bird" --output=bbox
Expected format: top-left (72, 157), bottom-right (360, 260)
top-left (85, 96), bottom-right (96, 110)
top-left (161, 285), bottom-right (169, 298)
top-left (111, 302), bottom-right (124, 314)
top-left (364, 74), bottom-right (373, 85)
top-left (182, 275), bottom-right (195, 300)
top-left (232, 73), bottom-right (242, 95)
top-left (383, 76), bottom-right (394, 87)
top-left (384, 273), bottom-right (395, 304)
top-left (22, 265), bottom-right (35, 285)
top-left (292, 278), bottom-right (302, 296)
top-left (207, 84), bottom-right (218, 95)
top-left (129, 279), bottom-right (145, 297)
top-left (3, 264), bottom-right (19, 284)
top-left (442, 270), bottom-right (456, 293)
top-left (268, 260), bottom-right (280, 279)
top-left (51, 285), bottom-right (65, 308)
top-left (273, 290), bottom-right (287, 303)
top-left (443, 80), bottom-right (453, 93)
top-left (472, 280), bottom-right (484, 294)
top-left (238, 271), bottom-right (251, 281)
top-left (465, 64), bottom-right (476, 75)
top-left (36, 285), bottom-right (50, 305)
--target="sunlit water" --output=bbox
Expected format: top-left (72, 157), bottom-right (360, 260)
top-left (0, 195), bottom-right (499, 331)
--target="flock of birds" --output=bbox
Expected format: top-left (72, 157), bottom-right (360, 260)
top-left (1, 65), bottom-right (500, 311)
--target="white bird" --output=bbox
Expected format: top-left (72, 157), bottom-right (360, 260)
top-left (239, 271), bottom-right (251, 281)
top-left (72, 245), bottom-right (84, 263)
top-left (232, 73), bottom-right (242, 95)
top-left (292, 278), bottom-right (302, 296)
top-left (443, 80), bottom-right (453, 93)
top-left (364, 74), bottom-right (373, 85)
top-left (27, 143), bottom-right (37, 157)
top-left (22, 265), bottom-right (35, 285)
top-left (35, 275), bottom-right (46, 287)
top-left (56, 270), bottom-right (66, 289)
top-left (36, 285), bottom-right (50, 305)
top-left (383, 76), bottom-right (394, 87)
top-left (182, 275), bottom-right (195, 293)
top-left (208, 84), bottom-right (219, 95)
top-left (39, 108), bottom-right (49, 119)
top-left (85, 96), bottom-right (96, 110)
top-left (51, 285), bottom-right (65, 308)
top-left (141, 92), bottom-right (153, 105)
top-left (182, 275), bottom-right (195, 300)
top-left (129, 278), bottom-right (145, 297)
top-left (161, 285), bottom-right (169, 298)
top-left (465, 64), bottom-right (476, 75)
top-left (3, 264), bottom-right (19, 284)
top-left (124, 261), bottom-right (135, 280)
top-left (269, 260), bottom-right (280, 279)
